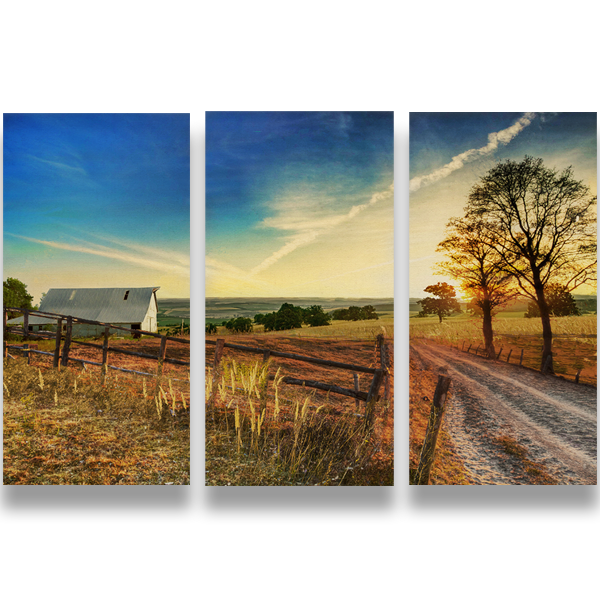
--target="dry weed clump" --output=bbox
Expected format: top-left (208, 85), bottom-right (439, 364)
top-left (206, 358), bottom-right (393, 486)
top-left (3, 358), bottom-right (189, 485)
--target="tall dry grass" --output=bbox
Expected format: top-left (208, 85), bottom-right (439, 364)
top-left (410, 314), bottom-right (597, 345)
top-left (205, 357), bottom-right (393, 486)
top-left (3, 357), bottom-right (190, 485)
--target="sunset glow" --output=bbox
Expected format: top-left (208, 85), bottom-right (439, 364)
top-left (410, 112), bottom-right (597, 298)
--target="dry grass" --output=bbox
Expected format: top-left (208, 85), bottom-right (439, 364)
top-left (206, 357), bottom-right (393, 486)
top-left (3, 358), bottom-right (189, 485)
top-left (221, 316), bottom-right (394, 342)
top-left (410, 313), bottom-right (596, 343)
top-left (410, 314), bottom-right (597, 385)
top-left (494, 435), bottom-right (558, 485)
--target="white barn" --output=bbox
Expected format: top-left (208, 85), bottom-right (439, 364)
top-left (8, 287), bottom-right (160, 337)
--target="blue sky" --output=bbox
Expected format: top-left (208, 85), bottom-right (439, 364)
top-left (206, 111), bottom-right (394, 297)
top-left (410, 112), bottom-right (597, 297)
top-left (3, 114), bottom-right (190, 302)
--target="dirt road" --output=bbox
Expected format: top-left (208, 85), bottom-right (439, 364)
top-left (412, 341), bottom-right (597, 485)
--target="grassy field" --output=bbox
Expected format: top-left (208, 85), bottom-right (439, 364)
top-left (209, 315), bottom-right (393, 341)
top-left (205, 317), bottom-right (394, 486)
top-left (410, 313), bottom-right (597, 385)
top-left (3, 342), bottom-right (190, 485)
top-left (157, 297), bottom-right (190, 331)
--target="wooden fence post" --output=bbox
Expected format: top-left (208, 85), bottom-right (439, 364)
top-left (23, 309), bottom-right (29, 340)
top-left (415, 374), bottom-right (452, 485)
top-left (475, 344), bottom-right (481, 355)
top-left (462, 341), bottom-right (465, 351)
top-left (262, 349), bottom-right (271, 363)
top-left (53, 319), bottom-right (63, 368)
top-left (24, 344), bottom-right (30, 365)
top-left (377, 334), bottom-right (391, 412)
top-left (364, 369), bottom-right (384, 431)
top-left (506, 349), bottom-right (513, 363)
top-left (102, 327), bottom-right (110, 366)
top-left (519, 348), bottom-right (524, 366)
top-left (575, 368), bottom-right (582, 384)
top-left (496, 346), bottom-right (503, 360)
top-left (214, 338), bottom-right (225, 370)
top-left (61, 316), bottom-right (73, 367)
top-left (467, 344), bottom-right (472, 353)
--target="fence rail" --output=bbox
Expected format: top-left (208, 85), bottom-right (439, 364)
top-left (206, 335), bottom-right (390, 411)
top-left (460, 341), bottom-right (583, 383)
top-left (4, 306), bottom-right (190, 378)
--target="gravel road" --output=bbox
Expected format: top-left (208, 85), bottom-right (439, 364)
top-left (412, 341), bottom-right (597, 485)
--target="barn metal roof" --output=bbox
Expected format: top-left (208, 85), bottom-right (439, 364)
top-left (8, 287), bottom-right (159, 325)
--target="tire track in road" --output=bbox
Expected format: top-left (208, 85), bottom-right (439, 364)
top-left (413, 341), bottom-right (597, 485)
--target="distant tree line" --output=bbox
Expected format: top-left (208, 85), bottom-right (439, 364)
top-left (254, 303), bottom-right (331, 332)
top-left (204, 302), bottom-right (382, 335)
top-left (329, 305), bottom-right (379, 321)
top-left (222, 316), bottom-right (253, 333)
top-left (205, 320), bottom-right (251, 335)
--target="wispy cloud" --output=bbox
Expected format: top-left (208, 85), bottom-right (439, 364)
top-left (28, 154), bottom-right (86, 175)
top-left (410, 112), bottom-right (537, 193)
top-left (8, 233), bottom-right (188, 277)
top-left (205, 256), bottom-right (271, 294)
top-left (81, 233), bottom-right (190, 267)
top-left (250, 183), bottom-right (394, 276)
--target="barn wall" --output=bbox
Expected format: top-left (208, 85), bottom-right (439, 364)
top-left (141, 294), bottom-right (158, 332)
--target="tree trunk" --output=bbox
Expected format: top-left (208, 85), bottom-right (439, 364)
top-left (534, 280), bottom-right (553, 374)
top-left (481, 300), bottom-right (495, 358)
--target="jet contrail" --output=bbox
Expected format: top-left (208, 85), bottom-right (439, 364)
top-left (250, 184), bottom-right (394, 276)
top-left (410, 112), bottom-right (537, 193)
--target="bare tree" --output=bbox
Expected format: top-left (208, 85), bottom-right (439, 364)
top-left (437, 217), bottom-right (517, 358)
top-left (467, 156), bottom-right (597, 372)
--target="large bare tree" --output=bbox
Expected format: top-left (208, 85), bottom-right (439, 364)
top-left (466, 156), bottom-right (597, 372)
top-left (437, 217), bottom-right (517, 358)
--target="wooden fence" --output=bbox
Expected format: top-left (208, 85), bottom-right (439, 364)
top-left (206, 334), bottom-right (390, 414)
top-left (414, 373), bottom-right (452, 485)
top-left (4, 306), bottom-right (190, 378)
top-left (453, 339), bottom-right (588, 383)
